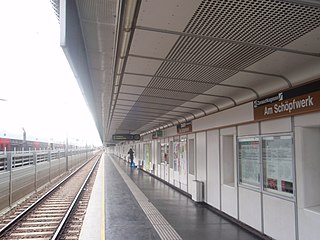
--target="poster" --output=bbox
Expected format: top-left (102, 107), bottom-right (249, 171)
top-left (160, 143), bottom-right (169, 164)
top-left (144, 144), bottom-right (151, 171)
top-left (173, 142), bottom-right (179, 172)
top-left (238, 137), bottom-right (260, 186)
top-left (179, 138), bottom-right (187, 185)
top-left (262, 135), bottom-right (293, 194)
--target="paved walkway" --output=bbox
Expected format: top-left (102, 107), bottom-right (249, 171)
top-left (81, 153), bottom-right (261, 240)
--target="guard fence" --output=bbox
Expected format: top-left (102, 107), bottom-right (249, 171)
top-left (0, 148), bottom-right (98, 212)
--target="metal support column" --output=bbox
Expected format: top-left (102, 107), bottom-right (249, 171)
top-left (7, 152), bottom-right (12, 207)
top-left (48, 150), bottom-right (51, 183)
top-left (33, 151), bottom-right (37, 192)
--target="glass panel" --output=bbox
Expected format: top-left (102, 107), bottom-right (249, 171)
top-left (173, 142), bottom-right (180, 171)
top-left (160, 143), bottom-right (169, 164)
top-left (144, 144), bottom-right (151, 171)
top-left (169, 141), bottom-right (173, 168)
top-left (188, 139), bottom-right (195, 175)
top-left (180, 136), bottom-right (187, 184)
top-left (238, 137), bottom-right (260, 186)
top-left (262, 135), bottom-right (293, 194)
top-left (222, 135), bottom-right (234, 186)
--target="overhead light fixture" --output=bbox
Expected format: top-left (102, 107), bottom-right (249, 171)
top-left (120, 32), bottom-right (130, 58)
top-left (116, 58), bottom-right (124, 75)
top-left (124, 0), bottom-right (137, 31)
top-left (119, 0), bottom-right (137, 59)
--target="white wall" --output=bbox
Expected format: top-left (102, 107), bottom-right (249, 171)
top-left (220, 127), bottom-right (237, 218)
top-left (263, 195), bottom-right (296, 240)
top-left (169, 137), bottom-right (174, 185)
top-left (164, 126), bottom-right (177, 137)
top-left (260, 117), bottom-right (291, 134)
top-left (237, 123), bottom-right (262, 230)
top-left (206, 130), bottom-right (220, 209)
top-left (239, 187), bottom-right (262, 231)
top-left (193, 103), bottom-right (253, 132)
top-left (115, 104), bottom-right (320, 240)
top-left (295, 111), bottom-right (320, 128)
top-left (238, 123), bottom-right (259, 136)
top-left (295, 124), bottom-right (320, 240)
top-left (196, 132), bottom-right (207, 201)
top-left (188, 133), bottom-right (196, 195)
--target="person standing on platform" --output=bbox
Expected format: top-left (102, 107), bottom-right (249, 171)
top-left (128, 148), bottom-right (134, 167)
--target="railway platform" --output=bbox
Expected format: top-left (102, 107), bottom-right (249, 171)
top-left (80, 153), bottom-right (264, 240)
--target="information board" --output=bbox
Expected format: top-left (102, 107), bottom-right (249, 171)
top-left (144, 144), bottom-right (151, 171)
top-left (238, 137), bottom-right (260, 186)
top-left (262, 135), bottom-right (293, 194)
top-left (173, 142), bottom-right (180, 171)
top-left (160, 143), bottom-right (169, 163)
top-left (179, 138), bottom-right (187, 185)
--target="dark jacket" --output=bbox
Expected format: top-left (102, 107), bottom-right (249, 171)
top-left (128, 149), bottom-right (134, 159)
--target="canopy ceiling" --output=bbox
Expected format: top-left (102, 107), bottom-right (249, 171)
top-left (52, 0), bottom-right (320, 144)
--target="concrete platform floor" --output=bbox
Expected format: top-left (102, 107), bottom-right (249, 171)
top-left (80, 153), bottom-right (262, 240)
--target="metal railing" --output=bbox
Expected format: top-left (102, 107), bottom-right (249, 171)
top-left (0, 148), bottom-right (99, 212)
top-left (0, 149), bottom-right (95, 171)
top-left (0, 154), bottom-right (7, 171)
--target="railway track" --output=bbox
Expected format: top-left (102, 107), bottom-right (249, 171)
top-left (0, 153), bottom-right (101, 239)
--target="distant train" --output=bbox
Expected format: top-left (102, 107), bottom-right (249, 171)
top-left (0, 137), bottom-right (65, 152)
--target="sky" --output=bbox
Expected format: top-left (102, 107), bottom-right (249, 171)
top-left (0, 0), bottom-right (102, 146)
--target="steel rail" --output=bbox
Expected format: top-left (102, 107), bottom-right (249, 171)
top-left (51, 154), bottom-right (101, 239)
top-left (0, 153), bottom-right (101, 238)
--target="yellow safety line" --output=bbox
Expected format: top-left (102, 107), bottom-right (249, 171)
top-left (101, 156), bottom-right (105, 239)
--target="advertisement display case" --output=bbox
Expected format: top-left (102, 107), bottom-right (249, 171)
top-left (262, 135), bottom-right (294, 194)
top-left (238, 137), bottom-right (260, 187)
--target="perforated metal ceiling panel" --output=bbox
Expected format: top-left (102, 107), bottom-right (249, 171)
top-left (56, 0), bottom-right (320, 143)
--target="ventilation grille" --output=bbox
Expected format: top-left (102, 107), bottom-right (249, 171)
top-left (152, 63), bottom-right (238, 87)
top-left (78, 0), bottom-right (116, 24)
top-left (138, 96), bottom-right (190, 107)
top-left (185, 0), bottom-right (320, 46)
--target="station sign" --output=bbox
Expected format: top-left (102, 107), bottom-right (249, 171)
top-left (253, 80), bottom-right (320, 121)
top-left (177, 122), bottom-right (192, 134)
top-left (112, 134), bottom-right (140, 141)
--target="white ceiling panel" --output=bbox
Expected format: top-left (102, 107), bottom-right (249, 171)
top-left (114, 106), bottom-right (131, 114)
top-left (91, 69), bottom-right (106, 83)
top-left (125, 56), bottom-right (162, 75)
top-left (180, 101), bottom-right (217, 111)
top-left (82, 22), bottom-right (115, 52)
top-left (130, 29), bottom-right (179, 58)
top-left (118, 93), bottom-right (140, 101)
top-left (87, 51), bottom-right (102, 67)
top-left (285, 27), bottom-right (320, 52)
top-left (114, 110), bottom-right (130, 115)
top-left (246, 51), bottom-right (320, 86)
top-left (202, 106), bottom-right (219, 115)
top-left (190, 95), bottom-right (233, 109)
top-left (116, 100), bottom-right (136, 106)
top-left (137, 0), bottom-right (201, 31)
top-left (223, 72), bottom-right (288, 97)
top-left (119, 85), bottom-right (145, 95)
top-left (122, 74), bottom-right (152, 86)
top-left (204, 86), bottom-right (256, 105)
